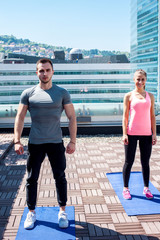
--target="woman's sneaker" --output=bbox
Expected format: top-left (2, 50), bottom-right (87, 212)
top-left (123, 189), bottom-right (131, 200)
top-left (143, 188), bottom-right (153, 199)
top-left (24, 211), bottom-right (36, 229)
top-left (58, 211), bottom-right (69, 228)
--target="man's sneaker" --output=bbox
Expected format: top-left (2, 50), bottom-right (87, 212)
top-left (123, 189), bottom-right (131, 200)
top-left (143, 188), bottom-right (153, 199)
top-left (58, 211), bottom-right (69, 228)
top-left (24, 211), bottom-right (36, 229)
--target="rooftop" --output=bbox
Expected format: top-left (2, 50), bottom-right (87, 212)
top-left (0, 133), bottom-right (160, 239)
top-left (0, 52), bottom-right (130, 64)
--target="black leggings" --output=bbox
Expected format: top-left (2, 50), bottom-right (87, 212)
top-left (123, 135), bottom-right (152, 188)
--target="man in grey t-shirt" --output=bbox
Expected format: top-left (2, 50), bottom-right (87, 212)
top-left (14, 58), bottom-right (77, 230)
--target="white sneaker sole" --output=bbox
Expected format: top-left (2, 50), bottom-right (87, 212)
top-left (24, 220), bottom-right (36, 229)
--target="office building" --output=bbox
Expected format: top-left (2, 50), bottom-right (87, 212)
top-left (0, 59), bottom-right (130, 126)
top-left (130, 0), bottom-right (159, 101)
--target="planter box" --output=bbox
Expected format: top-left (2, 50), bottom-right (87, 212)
top-left (77, 116), bottom-right (91, 123)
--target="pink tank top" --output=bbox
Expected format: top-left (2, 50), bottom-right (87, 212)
top-left (127, 91), bottom-right (152, 135)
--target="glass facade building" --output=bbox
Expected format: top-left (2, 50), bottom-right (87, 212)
top-left (130, 0), bottom-right (159, 102)
top-left (0, 63), bottom-right (130, 126)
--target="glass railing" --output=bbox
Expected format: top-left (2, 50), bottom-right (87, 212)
top-left (0, 103), bottom-right (123, 126)
top-left (1, 102), bottom-right (160, 127)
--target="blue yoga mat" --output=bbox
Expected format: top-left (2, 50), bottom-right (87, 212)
top-left (16, 206), bottom-right (75, 240)
top-left (106, 172), bottom-right (160, 216)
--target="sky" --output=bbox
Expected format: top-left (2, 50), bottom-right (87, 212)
top-left (0, 0), bottom-right (130, 52)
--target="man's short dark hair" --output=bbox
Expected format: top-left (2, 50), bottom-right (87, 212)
top-left (36, 58), bottom-right (53, 70)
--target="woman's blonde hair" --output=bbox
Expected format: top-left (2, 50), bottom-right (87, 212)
top-left (134, 69), bottom-right (147, 78)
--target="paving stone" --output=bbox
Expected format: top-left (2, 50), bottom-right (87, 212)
top-left (1, 134), bottom-right (160, 239)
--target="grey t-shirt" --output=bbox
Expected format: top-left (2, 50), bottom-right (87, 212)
top-left (20, 84), bottom-right (71, 144)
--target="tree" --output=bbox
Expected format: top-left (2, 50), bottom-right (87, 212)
top-left (0, 47), bottom-right (5, 53)
top-left (90, 49), bottom-right (99, 55)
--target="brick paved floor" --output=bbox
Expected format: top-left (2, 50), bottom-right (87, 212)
top-left (0, 134), bottom-right (160, 240)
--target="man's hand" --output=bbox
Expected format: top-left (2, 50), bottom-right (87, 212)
top-left (66, 141), bottom-right (76, 154)
top-left (15, 142), bottom-right (24, 155)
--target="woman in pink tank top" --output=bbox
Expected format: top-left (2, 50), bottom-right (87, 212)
top-left (122, 69), bottom-right (157, 200)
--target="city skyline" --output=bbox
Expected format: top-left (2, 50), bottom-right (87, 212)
top-left (0, 0), bottom-right (130, 52)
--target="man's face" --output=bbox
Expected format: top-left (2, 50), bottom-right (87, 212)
top-left (36, 62), bottom-right (54, 84)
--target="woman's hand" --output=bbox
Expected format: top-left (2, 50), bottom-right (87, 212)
top-left (152, 134), bottom-right (157, 145)
top-left (122, 134), bottom-right (129, 145)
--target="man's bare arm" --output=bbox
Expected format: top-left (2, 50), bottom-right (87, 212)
top-left (14, 104), bottom-right (28, 154)
top-left (64, 103), bottom-right (77, 154)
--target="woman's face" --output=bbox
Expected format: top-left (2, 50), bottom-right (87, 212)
top-left (134, 72), bottom-right (146, 90)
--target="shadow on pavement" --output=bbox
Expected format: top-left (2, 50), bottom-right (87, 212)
top-left (75, 221), bottom-right (159, 240)
top-left (0, 144), bottom-right (27, 239)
